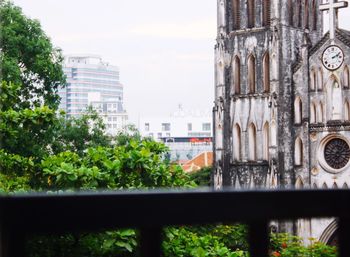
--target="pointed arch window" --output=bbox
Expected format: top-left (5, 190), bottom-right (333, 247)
top-left (344, 100), bottom-right (350, 120)
top-left (232, 0), bottom-right (240, 30)
top-left (288, 0), bottom-right (294, 26)
top-left (296, 0), bottom-right (302, 28)
top-left (333, 182), bottom-right (338, 189)
top-left (247, 0), bottom-right (255, 28)
top-left (317, 68), bottom-right (323, 91)
top-left (312, 0), bottom-right (317, 30)
top-left (296, 177), bottom-right (304, 189)
top-left (310, 102), bottom-right (317, 123)
top-left (248, 55), bottom-right (256, 94)
top-left (304, 0), bottom-right (309, 29)
top-left (310, 68), bottom-right (316, 91)
top-left (343, 183), bottom-right (349, 189)
top-left (322, 183), bottom-right (328, 189)
top-left (248, 123), bottom-right (257, 161)
top-left (262, 0), bottom-right (271, 27)
top-left (318, 102), bottom-right (324, 123)
top-left (295, 137), bottom-right (303, 166)
top-left (233, 124), bottom-right (242, 161)
top-left (263, 122), bottom-right (270, 160)
top-left (294, 97), bottom-right (302, 124)
top-left (263, 52), bottom-right (270, 92)
top-left (344, 66), bottom-right (350, 89)
top-left (233, 56), bottom-right (241, 94)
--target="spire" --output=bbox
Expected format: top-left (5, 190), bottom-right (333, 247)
top-left (320, 0), bottom-right (348, 41)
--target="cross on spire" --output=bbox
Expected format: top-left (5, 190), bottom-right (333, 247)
top-left (320, 0), bottom-right (348, 41)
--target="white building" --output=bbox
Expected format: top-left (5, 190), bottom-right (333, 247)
top-left (138, 108), bottom-right (213, 161)
top-left (58, 55), bottom-right (128, 135)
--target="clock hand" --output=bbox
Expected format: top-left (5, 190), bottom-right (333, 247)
top-left (332, 52), bottom-right (341, 59)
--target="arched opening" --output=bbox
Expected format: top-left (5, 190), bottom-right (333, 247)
top-left (263, 52), bottom-right (270, 92)
top-left (343, 183), bottom-right (349, 189)
top-left (312, 0), bottom-right (317, 30)
top-left (333, 182), bottom-right (338, 189)
top-left (319, 219), bottom-right (338, 246)
top-left (344, 66), bottom-right (349, 89)
top-left (294, 137), bottom-right (303, 166)
top-left (233, 124), bottom-right (242, 161)
top-left (232, 0), bottom-right (240, 30)
top-left (262, 0), bottom-right (270, 27)
top-left (247, 0), bottom-right (255, 28)
top-left (317, 68), bottom-right (323, 91)
top-left (263, 122), bottom-right (269, 160)
top-left (317, 102), bottom-right (324, 123)
top-left (296, 0), bottom-right (302, 28)
top-left (288, 0), bottom-right (294, 26)
top-left (233, 56), bottom-right (241, 94)
top-left (304, 0), bottom-right (309, 29)
top-left (294, 97), bottom-right (302, 124)
top-left (313, 183), bottom-right (318, 189)
top-left (310, 68), bottom-right (316, 91)
top-left (344, 100), bottom-right (350, 120)
top-left (271, 121), bottom-right (277, 146)
top-left (248, 123), bottom-right (257, 161)
top-left (310, 102), bottom-right (317, 123)
top-left (248, 55), bottom-right (256, 94)
top-left (322, 182), bottom-right (328, 189)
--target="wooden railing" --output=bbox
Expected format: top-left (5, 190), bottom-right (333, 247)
top-left (0, 189), bottom-right (349, 257)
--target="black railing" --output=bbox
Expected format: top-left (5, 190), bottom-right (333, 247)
top-left (0, 189), bottom-right (349, 257)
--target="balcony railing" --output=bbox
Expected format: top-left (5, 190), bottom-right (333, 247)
top-left (0, 189), bottom-right (349, 257)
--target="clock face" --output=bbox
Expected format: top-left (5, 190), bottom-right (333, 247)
top-left (322, 45), bottom-right (344, 71)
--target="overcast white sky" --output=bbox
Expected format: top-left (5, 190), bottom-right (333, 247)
top-left (12, 0), bottom-right (350, 123)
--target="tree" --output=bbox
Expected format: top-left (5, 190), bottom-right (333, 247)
top-left (0, 1), bottom-right (66, 109)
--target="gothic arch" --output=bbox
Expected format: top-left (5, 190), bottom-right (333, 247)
top-left (313, 183), bottom-right (318, 189)
top-left (271, 120), bottom-right (277, 146)
top-left (333, 182), bottom-right (338, 189)
top-left (263, 52), bottom-right (270, 92)
top-left (294, 96), bottom-right (302, 124)
top-left (247, 0), bottom-right (255, 28)
top-left (304, 0), bottom-right (309, 29)
top-left (232, 0), bottom-right (240, 30)
top-left (262, 0), bottom-right (271, 27)
top-left (263, 122), bottom-right (269, 160)
top-left (288, 0), bottom-right (294, 26)
top-left (296, 176), bottom-right (304, 189)
top-left (310, 102), bottom-right (317, 123)
top-left (310, 68), bottom-right (316, 91)
top-left (233, 123), bottom-right (242, 161)
top-left (343, 183), bottom-right (349, 189)
top-left (326, 75), bottom-right (342, 120)
top-left (344, 99), bottom-right (350, 120)
top-left (312, 0), bottom-right (317, 30)
top-left (317, 68), bottom-right (323, 90)
top-left (322, 182), bottom-right (328, 189)
top-left (248, 123), bottom-right (257, 161)
top-left (344, 65), bottom-right (350, 88)
top-left (317, 102), bottom-right (324, 123)
top-left (294, 137), bottom-right (303, 166)
top-left (248, 54), bottom-right (256, 94)
top-left (296, 0), bottom-right (302, 27)
top-left (233, 56), bottom-right (241, 94)
top-left (319, 219), bottom-right (338, 245)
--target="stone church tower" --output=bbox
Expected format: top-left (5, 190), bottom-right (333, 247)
top-left (213, 0), bottom-right (350, 243)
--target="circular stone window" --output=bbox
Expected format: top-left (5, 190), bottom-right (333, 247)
top-left (324, 138), bottom-right (350, 170)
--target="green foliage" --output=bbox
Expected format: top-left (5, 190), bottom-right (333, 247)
top-left (189, 166), bottom-right (212, 187)
top-left (0, 1), bottom-right (65, 109)
top-left (270, 233), bottom-right (337, 257)
top-left (50, 108), bottom-right (112, 156)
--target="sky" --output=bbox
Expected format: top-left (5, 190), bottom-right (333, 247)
top-left (12, 0), bottom-right (350, 124)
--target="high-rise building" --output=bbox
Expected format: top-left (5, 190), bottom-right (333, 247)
top-left (58, 55), bottom-right (128, 135)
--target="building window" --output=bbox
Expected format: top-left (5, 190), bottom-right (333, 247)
top-left (248, 123), bottom-right (257, 161)
top-left (247, 0), bottom-right (255, 28)
top-left (188, 123), bottom-right (192, 131)
top-left (233, 124), bottom-right (242, 161)
top-left (262, 0), bottom-right (271, 27)
top-left (145, 123), bottom-right (150, 131)
top-left (157, 133), bottom-right (162, 138)
top-left (310, 69), bottom-right (316, 91)
top-left (148, 133), bottom-right (154, 138)
top-left (310, 102), bottom-right (317, 123)
top-left (294, 97), bottom-right (302, 124)
top-left (202, 123), bottom-right (211, 131)
top-left (263, 122), bottom-right (270, 160)
top-left (344, 100), bottom-right (350, 120)
top-left (162, 123), bottom-right (171, 131)
top-left (317, 102), bottom-right (324, 123)
top-left (166, 133), bottom-right (171, 137)
top-left (248, 55), bottom-right (256, 94)
top-left (344, 66), bottom-right (350, 88)
top-left (312, 0), bottom-right (317, 30)
top-left (263, 52), bottom-right (270, 92)
top-left (232, 0), bottom-right (240, 30)
top-left (289, 0), bottom-right (294, 26)
top-left (295, 137), bottom-right (303, 166)
top-left (233, 56), bottom-right (241, 94)
top-left (296, 0), bottom-right (302, 27)
top-left (317, 68), bottom-right (323, 91)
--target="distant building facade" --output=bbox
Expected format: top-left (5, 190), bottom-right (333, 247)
top-left (58, 55), bottom-right (128, 135)
top-left (138, 108), bottom-right (213, 162)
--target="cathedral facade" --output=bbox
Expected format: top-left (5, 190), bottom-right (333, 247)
top-left (213, 0), bottom-right (350, 243)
